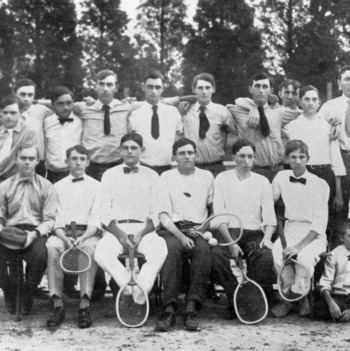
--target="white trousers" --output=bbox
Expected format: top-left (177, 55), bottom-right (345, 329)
top-left (94, 224), bottom-right (167, 304)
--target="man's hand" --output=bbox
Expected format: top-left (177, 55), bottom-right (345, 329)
top-left (260, 239), bottom-right (273, 250)
top-left (178, 101), bottom-right (191, 116)
top-left (119, 232), bottom-right (133, 250)
top-left (186, 228), bottom-right (200, 239)
top-left (329, 299), bottom-right (342, 320)
top-left (247, 109), bottom-right (260, 128)
top-left (83, 96), bottom-right (96, 106)
top-left (229, 244), bottom-right (243, 260)
top-left (75, 236), bottom-right (85, 248)
top-left (134, 233), bottom-right (143, 248)
top-left (282, 246), bottom-right (300, 261)
top-left (121, 97), bottom-right (136, 104)
top-left (24, 231), bottom-right (39, 249)
top-left (179, 235), bottom-right (195, 250)
top-left (66, 236), bottom-right (76, 249)
top-left (333, 193), bottom-right (344, 212)
top-left (339, 309), bottom-right (350, 322)
top-left (268, 93), bottom-right (279, 108)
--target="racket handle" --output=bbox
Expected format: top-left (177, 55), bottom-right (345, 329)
top-left (128, 234), bottom-right (135, 273)
top-left (277, 219), bottom-right (287, 249)
top-left (71, 221), bottom-right (77, 240)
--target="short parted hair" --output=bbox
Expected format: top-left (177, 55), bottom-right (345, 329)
top-left (143, 69), bottom-right (164, 83)
top-left (299, 85), bottom-right (319, 99)
top-left (192, 73), bottom-right (215, 89)
top-left (249, 72), bottom-right (273, 87)
top-left (16, 143), bottom-right (40, 159)
top-left (0, 94), bottom-right (20, 109)
top-left (96, 70), bottom-right (117, 82)
top-left (120, 132), bottom-right (143, 148)
top-left (279, 79), bottom-right (301, 92)
top-left (172, 138), bottom-right (197, 155)
top-left (49, 86), bottom-right (74, 103)
top-left (232, 139), bottom-right (256, 155)
top-left (284, 139), bottom-right (309, 158)
top-left (66, 145), bottom-right (89, 159)
top-left (339, 65), bottom-right (350, 80)
top-left (14, 79), bottom-right (36, 93)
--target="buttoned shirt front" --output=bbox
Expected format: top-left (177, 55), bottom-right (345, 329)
top-left (0, 173), bottom-right (58, 235)
top-left (161, 167), bottom-right (214, 224)
top-left (54, 174), bottom-right (102, 230)
top-left (44, 112), bottom-right (82, 171)
top-left (183, 102), bottom-right (235, 163)
top-left (128, 101), bottom-right (183, 166)
top-left (214, 170), bottom-right (276, 230)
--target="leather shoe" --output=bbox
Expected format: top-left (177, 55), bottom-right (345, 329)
top-left (155, 311), bottom-right (176, 332)
top-left (22, 290), bottom-right (34, 315)
top-left (183, 311), bottom-right (199, 331)
top-left (79, 307), bottom-right (92, 328)
top-left (47, 307), bottom-right (65, 328)
top-left (299, 297), bottom-right (311, 318)
top-left (3, 289), bottom-right (16, 315)
top-left (271, 301), bottom-right (294, 318)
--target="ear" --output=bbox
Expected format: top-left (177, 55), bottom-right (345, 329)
top-left (141, 83), bottom-right (145, 92)
top-left (248, 86), bottom-right (253, 95)
top-left (65, 158), bottom-right (69, 167)
top-left (279, 91), bottom-right (283, 99)
top-left (338, 79), bottom-right (342, 91)
top-left (86, 159), bottom-right (90, 167)
top-left (141, 146), bottom-right (145, 153)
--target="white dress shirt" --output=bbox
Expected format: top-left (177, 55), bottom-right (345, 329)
top-left (44, 112), bottom-right (82, 171)
top-left (54, 174), bottom-right (102, 229)
top-left (161, 167), bottom-right (214, 224)
top-left (128, 101), bottom-right (183, 166)
top-left (214, 170), bottom-right (276, 230)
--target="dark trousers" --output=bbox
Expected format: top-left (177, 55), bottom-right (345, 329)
top-left (196, 161), bottom-right (226, 178)
top-left (312, 291), bottom-right (350, 320)
top-left (141, 163), bottom-right (172, 175)
top-left (159, 230), bottom-right (212, 309)
top-left (339, 150), bottom-right (350, 220)
top-left (87, 160), bottom-right (123, 181)
top-left (35, 160), bottom-right (47, 178)
top-left (46, 169), bottom-right (70, 184)
top-left (211, 229), bottom-right (276, 302)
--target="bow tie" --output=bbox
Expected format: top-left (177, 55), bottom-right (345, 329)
top-left (289, 176), bottom-right (306, 185)
top-left (123, 167), bottom-right (138, 174)
top-left (72, 177), bottom-right (84, 182)
top-left (58, 118), bottom-right (74, 125)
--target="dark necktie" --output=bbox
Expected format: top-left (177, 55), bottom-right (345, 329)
top-left (72, 177), bottom-right (84, 183)
top-left (257, 106), bottom-right (270, 137)
top-left (102, 105), bottom-right (111, 135)
top-left (347, 255), bottom-right (350, 261)
top-left (58, 118), bottom-right (74, 125)
top-left (289, 176), bottom-right (306, 185)
top-left (199, 106), bottom-right (210, 139)
top-left (151, 105), bottom-right (159, 139)
top-left (123, 166), bottom-right (139, 174)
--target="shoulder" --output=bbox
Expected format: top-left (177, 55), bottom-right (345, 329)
top-left (139, 165), bottom-right (159, 179)
top-left (210, 103), bottom-right (231, 115)
top-left (215, 169), bottom-right (234, 184)
top-left (195, 167), bottom-right (214, 182)
top-left (36, 174), bottom-right (56, 192)
top-left (102, 165), bottom-right (122, 180)
top-left (251, 171), bottom-right (271, 185)
top-left (161, 168), bottom-right (177, 180)
top-left (273, 170), bottom-right (291, 183)
top-left (320, 97), bottom-right (343, 109)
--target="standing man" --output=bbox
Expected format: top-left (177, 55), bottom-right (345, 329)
top-left (156, 138), bottom-right (214, 331)
top-left (46, 145), bottom-right (101, 329)
top-left (279, 79), bottom-right (301, 112)
top-left (44, 86), bottom-right (82, 183)
top-left (128, 70), bottom-right (183, 175)
top-left (94, 133), bottom-right (167, 308)
top-left (14, 79), bottom-right (53, 177)
top-left (183, 73), bottom-right (236, 177)
top-left (0, 144), bottom-right (57, 314)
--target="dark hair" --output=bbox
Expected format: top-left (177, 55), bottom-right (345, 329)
top-left (284, 139), bottom-right (309, 158)
top-left (143, 70), bottom-right (164, 83)
top-left (299, 85), bottom-right (319, 99)
top-left (120, 132), bottom-right (143, 148)
top-left (192, 73), bottom-right (215, 89)
top-left (279, 79), bottom-right (301, 92)
top-left (232, 139), bottom-right (256, 155)
top-left (339, 65), bottom-right (350, 80)
top-left (172, 138), bottom-right (197, 155)
top-left (49, 86), bottom-right (74, 103)
top-left (14, 79), bottom-right (36, 93)
top-left (249, 72), bottom-right (273, 88)
top-left (66, 145), bottom-right (89, 159)
top-left (16, 143), bottom-right (40, 159)
top-left (0, 94), bottom-right (20, 109)
top-left (338, 220), bottom-right (350, 239)
top-left (96, 70), bottom-right (117, 82)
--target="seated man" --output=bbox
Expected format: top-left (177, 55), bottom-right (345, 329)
top-left (94, 132), bottom-right (167, 309)
top-left (272, 140), bottom-right (329, 317)
top-left (46, 145), bottom-right (102, 328)
top-left (156, 138), bottom-right (214, 331)
top-left (0, 144), bottom-right (57, 314)
top-left (211, 139), bottom-right (277, 314)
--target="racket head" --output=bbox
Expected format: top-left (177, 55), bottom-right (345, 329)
top-left (116, 284), bottom-right (150, 328)
top-left (277, 258), bottom-right (311, 302)
top-left (59, 245), bottom-right (91, 275)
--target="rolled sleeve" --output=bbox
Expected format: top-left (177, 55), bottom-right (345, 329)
top-left (318, 253), bottom-right (336, 293)
top-left (309, 181), bottom-right (329, 237)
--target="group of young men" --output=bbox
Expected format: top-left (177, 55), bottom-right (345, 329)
top-left (0, 65), bottom-right (350, 332)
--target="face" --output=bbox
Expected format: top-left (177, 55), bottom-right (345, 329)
top-left (96, 75), bottom-right (118, 104)
top-left (16, 147), bottom-right (39, 177)
top-left (65, 150), bottom-right (89, 178)
top-left (175, 144), bottom-right (196, 171)
top-left (143, 78), bottom-right (164, 105)
top-left (338, 70), bottom-right (350, 98)
top-left (233, 146), bottom-right (255, 172)
top-left (16, 86), bottom-right (35, 111)
top-left (249, 79), bottom-right (271, 106)
top-left (299, 90), bottom-right (320, 114)
top-left (1, 103), bottom-right (20, 129)
top-left (279, 84), bottom-right (299, 109)
top-left (287, 149), bottom-right (309, 176)
top-left (341, 229), bottom-right (350, 251)
top-left (120, 140), bottom-right (143, 167)
top-left (192, 79), bottom-right (215, 106)
top-left (52, 94), bottom-right (74, 119)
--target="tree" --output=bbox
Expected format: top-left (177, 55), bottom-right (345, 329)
top-left (182, 0), bottom-right (265, 103)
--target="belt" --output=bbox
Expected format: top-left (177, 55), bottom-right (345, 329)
top-left (306, 164), bottom-right (331, 170)
top-left (118, 219), bottom-right (143, 224)
top-left (65, 224), bottom-right (88, 231)
top-left (254, 162), bottom-right (282, 171)
top-left (341, 149), bottom-right (350, 155)
top-left (196, 160), bottom-right (223, 167)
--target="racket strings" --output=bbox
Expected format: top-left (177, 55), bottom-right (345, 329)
top-left (61, 249), bottom-right (90, 274)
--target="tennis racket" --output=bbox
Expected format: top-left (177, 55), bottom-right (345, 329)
top-left (188, 213), bottom-right (243, 247)
top-left (60, 221), bottom-right (91, 275)
top-left (233, 255), bottom-right (268, 324)
top-left (276, 219), bottom-right (311, 302)
top-left (116, 234), bottom-right (150, 328)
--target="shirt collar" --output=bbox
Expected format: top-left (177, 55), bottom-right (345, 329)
top-left (0, 120), bottom-right (22, 134)
top-left (15, 172), bottom-right (36, 184)
top-left (144, 101), bottom-right (159, 109)
top-left (68, 173), bottom-right (86, 182)
top-left (195, 101), bottom-right (214, 112)
top-left (122, 162), bottom-right (140, 168)
top-left (94, 98), bottom-right (121, 110)
top-left (290, 169), bottom-right (309, 179)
